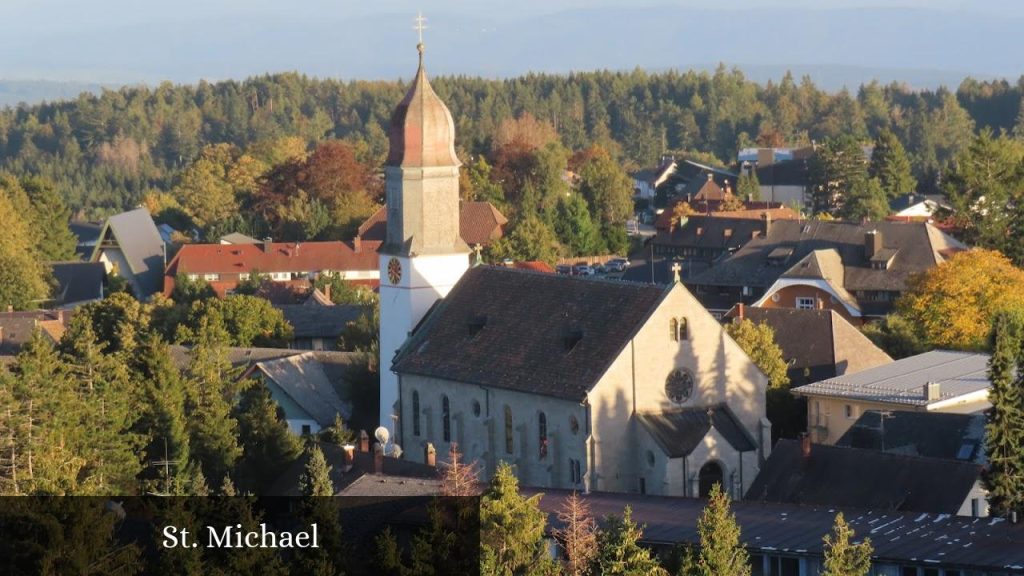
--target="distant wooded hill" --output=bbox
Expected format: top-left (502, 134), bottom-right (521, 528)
top-left (0, 69), bottom-right (1020, 218)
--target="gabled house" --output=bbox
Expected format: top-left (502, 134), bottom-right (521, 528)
top-left (90, 208), bottom-right (166, 300)
top-left (0, 310), bottom-right (68, 356)
top-left (275, 304), bottom-right (365, 351)
top-left (686, 220), bottom-right (966, 318)
top-left (793, 350), bottom-right (991, 444)
top-left (724, 306), bottom-right (892, 386)
top-left (888, 193), bottom-right (951, 220)
top-left (630, 156), bottom-right (677, 199)
top-left (49, 261), bottom-right (106, 307)
top-left (392, 266), bottom-right (771, 499)
top-left (162, 239), bottom-right (380, 297)
top-left (753, 158), bottom-right (812, 207)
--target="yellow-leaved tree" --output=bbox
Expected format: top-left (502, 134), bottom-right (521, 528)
top-left (897, 248), bottom-right (1024, 350)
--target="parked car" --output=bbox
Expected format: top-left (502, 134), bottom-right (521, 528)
top-left (573, 264), bottom-right (595, 276)
top-left (606, 258), bottom-right (630, 272)
top-left (556, 264), bottom-right (572, 275)
top-left (592, 264), bottom-right (608, 274)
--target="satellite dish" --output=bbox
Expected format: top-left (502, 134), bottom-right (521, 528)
top-left (374, 426), bottom-right (390, 447)
top-left (391, 444), bottom-right (403, 459)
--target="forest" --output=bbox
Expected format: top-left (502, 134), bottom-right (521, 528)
top-left (1, 68), bottom-right (1023, 221)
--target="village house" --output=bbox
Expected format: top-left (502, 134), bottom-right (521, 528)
top-left (90, 207), bottom-right (166, 300)
top-left (792, 350), bottom-right (991, 445)
top-left (685, 219), bottom-right (966, 319)
top-left (162, 238), bottom-right (380, 297)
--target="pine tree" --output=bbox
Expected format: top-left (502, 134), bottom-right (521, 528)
top-left (20, 176), bottom-right (79, 261)
top-left (479, 461), bottom-right (554, 576)
top-left (592, 506), bottom-right (664, 576)
top-left (982, 310), bottom-right (1024, 516)
top-left (839, 176), bottom-right (889, 222)
top-left (554, 194), bottom-right (601, 257)
top-left (868, 129), bottom-right (916, 199)
top-left (137, 337), bottom-right (194, 494)
top-left (554, 492), bottom-right (598, 576)
top-left (691, 484), bottom-right (750, 576)
top-left (821, 512), bottom-right (873, 576)
top-left (300, 444), bottom-right (334, 497)
top-left (442, 443), bottom-right (480, 497)
top-left (737, 170), bottom-right (761, 200)
top-left (233, 382), bottom-right (302, 492)
top-left (0, 176), bottom-right (50, 310)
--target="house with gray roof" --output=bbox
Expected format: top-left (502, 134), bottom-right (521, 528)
top-left (837, 410), bottom-right (986, 464)
top-left (49, 261), bottom-right (105, 307)
top-left (242, 351), bottom-right (359, 436)
top-left (392, 265), bottom-right (771, 499)
top-left (275, 304), bottom-right (365, 351)
top-left (686, 220), bottom-right (966, 318)
top-left (793, 350), bottom-right (991, 444)
top-left (89, 207), bottom-right (165, 299)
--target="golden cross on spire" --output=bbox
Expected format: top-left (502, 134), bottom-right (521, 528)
top-left (414, 11), bottom-right (428, 47)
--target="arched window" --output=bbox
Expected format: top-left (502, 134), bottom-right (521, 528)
top-left (442, 395), bottom-right (451, 443)
top-left (669, 318), bottom-right (679, 341)
top-left (538, 412), bottom-right (548, 459)
top-left (679, 317), bottom-right (688, 340)
top-left (412, 391), bottom-right (421, 436)
top-left (698, 461), bottom-right (724, 498)
top-left (504, 406), bottom-right (513, 454)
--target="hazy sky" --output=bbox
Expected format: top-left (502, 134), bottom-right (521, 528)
top-left (1, 1), bottom-right (1022, 85)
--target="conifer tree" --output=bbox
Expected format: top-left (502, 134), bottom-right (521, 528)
top-left (233, 382), bottom-right (302, 492)
top-left (300, 444), bottom-right (334, 497)
top-left (868, 129), bottom-right (916, 199)
top-left (821, 512), bottom-right (873, 576)
top-left (479, 461), bottom-right (554, 576)
top-left (839, 177), bottom-right (889, 222)
top-left (20, 176), bottom-right (79, 261)
top-left (982, 310), bottom-right (1024, 516)
top-left (0, 176), bottom-right (50, 310)
top-left (737, 170), bottom-right (761, 200)
top-left (137, 337), bottom-right (194, 494)
top-left (691, 484), bottom-right (750, 576)
top-left (554, 491), bottom-right (598, 576)
top-left (592, 506), bottom-right (665, 576)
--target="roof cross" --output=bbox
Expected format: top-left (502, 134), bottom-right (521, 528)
top-left (671, 261), bottom-right (682, 284)
top-left (414, 11), bottom-right (428, 46)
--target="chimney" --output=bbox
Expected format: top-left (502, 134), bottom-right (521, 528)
top-left (323, 283), bottom-right (331, 302)
top-left (864, 230), bottom-right (882, 260)
top-left (261, 237), bottom-right (272, 253)
top-left (293, 242), bottom-right (300, 256)
top-left (424, 442), bottom-right (436, 467)
top-left (353, 235), bottom-right (362, 253)
top-left (737, 303), bottom-right (745, 320)
top-left (800, 432), bottom-right (811, 458)
top-left (373, 442), bottom-right (384, 474)
top-left (761, 212), bottom-right (772, 236)
top-left (5, 305), bottom-right (12, 313)
top-left (358, 430), bottom-right (370, 453)
top-left (56, 309), bottom-right (65, 323)
top-left (342, 444), bottom-right (355, 472)
top-left (706, 172), bottom-right (713, 182)
top-left (924, 382), bottom-right (941, 402)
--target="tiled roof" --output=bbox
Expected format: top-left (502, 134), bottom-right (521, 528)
top-left (723, 307), bottom-right (892, 386)
top-left (393, 266), bottom-right (669, 401)
top-left (746, 439), bottom-right (982, 515)
top-left (276, 304), bottom-right (366, 339)
top-left (268, 442), bottom-right (441, 496)
top-left (779, 249), bottom-right (860, 312)
top-left (637, 404), bottom-right (756, 458)
top-left (688, 220), bottom-right (966, 292)
top-left (250, 351), bottom-right (359, 426)
top-left (837, 410), bottom-right (986, 464)
top-left (792, 350), bottom-right (990, 407)
top-left (0, 311), bottom-right (68, 355)
top-left (50, 261), bottom-right (105, 305)
top-left (357, 202), bottom-right (508, 247)
top-left (653, 215), bottom-right (768, 253)
top-left (165, 240), bottom-right (380, 276)
top-left (529, 489), bottom-right (1024, 569)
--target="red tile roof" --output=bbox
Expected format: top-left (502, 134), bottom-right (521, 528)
top-left (166, 240), bottom-right (379, 277)
top-left (357, 201), bottom-right (508, 247)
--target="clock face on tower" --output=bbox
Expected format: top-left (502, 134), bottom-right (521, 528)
top-left (387, 257), bottom-right (403, 285)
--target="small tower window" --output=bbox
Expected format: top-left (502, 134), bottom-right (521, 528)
top-left (504, 405), bottom-right (514, 454)
top-left (679, 317), bottom-right (689, 340)
top-left (538, 412), bottom-right (548, 459)
top-left (412, 390), bottom-right (421, 437)
top-left (442, 395), bottom-right (451, 443)
top-left (670, 318), bottom-right (679, 342)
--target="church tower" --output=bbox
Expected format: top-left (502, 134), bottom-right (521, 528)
top-left (378, 38), bottom-right (470, 435)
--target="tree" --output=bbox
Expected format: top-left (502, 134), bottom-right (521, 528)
top-left (838, 177), bottom-right (889, 222)
top-left (233, 382), bottom-right (302, 493)
top-left (492, 112), bottom-right (559, 152)
top-left (554, 194), bottom-right (601, 256)
top-left (136, 337), bottom-right (194, 495)
top-left (821, 512), bottom-right (873, 576)
top-left (982, 310), bottom-right (1024, 516)
top-left (718, 193), bottom-right (746, 212)
top-left (489, 216), bottom-right (562, 265)
top-left (726, 319), bottom-right (790, 389)
top-left (690, 484), bottom-right (750, 576)
top-left (441, 443), bottom-right (480, 497)
top-left (20, 176), bottom-right (78, 261)
top-left (176, 295), bottom-right (293, 348)
top-left (299, 444), bottom-right (334, 497)
top-left (592, 506), bottom-right (665, 576)
top-left (577, 147), bottom-right (634, 250)
top-left (809, 136), bottom-right (869, 215)
top-left (553, 492), bottom-right (598, 576)
top-left (860, 314), bottom-right (925, 359)
top-left (0, 175), bottom-right (50, 309)
top-left (737, 170), bottom-right (761, 200)
top-left (897, 249), bottom-right (1024, 350)
top-left (479, 461), bottom-right (553, 576)
top-left (304, 140), bottom-right (379, 239)
top-left (868, 129), bottom-right (916, 199)
top-left (176, 143), bottom-right (266, 233)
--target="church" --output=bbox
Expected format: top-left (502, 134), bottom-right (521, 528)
top-left (377, 40), bottom-right (770, 498)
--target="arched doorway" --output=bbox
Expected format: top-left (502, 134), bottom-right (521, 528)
top-left (698, 461), bottom-right (724, 498)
